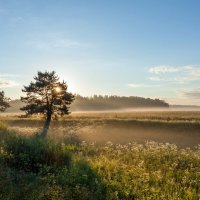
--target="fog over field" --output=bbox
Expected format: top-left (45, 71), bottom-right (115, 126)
top-left (1, 111), bottom-right (200, 148)
top-left (4, 97), bottom-right (200, 114)
top-left (2, 99), bottom-right (200, 148)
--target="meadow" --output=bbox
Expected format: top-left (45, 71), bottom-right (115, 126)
top-left (0, 111), bottom-right (200, 199)
top-left (1, 111), bottom-right (200, 147)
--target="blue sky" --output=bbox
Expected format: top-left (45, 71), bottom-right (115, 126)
top-left (1, 0), bottom-right (200, 105)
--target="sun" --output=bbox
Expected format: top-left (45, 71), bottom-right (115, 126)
top-left (55, 86), bottom-right (61, 93)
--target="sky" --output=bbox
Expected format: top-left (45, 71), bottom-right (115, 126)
top-left (1, 0), bottom-right (200, 105)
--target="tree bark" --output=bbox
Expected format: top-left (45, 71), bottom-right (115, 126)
top-left (41, 112), bottom-right (52, 138)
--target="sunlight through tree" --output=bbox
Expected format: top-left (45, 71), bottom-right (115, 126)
top-left (21, 71), bottom-right (74, 137)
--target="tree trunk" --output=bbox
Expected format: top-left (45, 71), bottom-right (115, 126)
top-left (41, 112), bottom-right (52, 138)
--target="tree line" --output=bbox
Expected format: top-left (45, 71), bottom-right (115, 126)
top-left (71, 94), bottom-right (169, 111)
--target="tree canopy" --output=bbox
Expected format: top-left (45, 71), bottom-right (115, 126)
top-left (0, 91), bottom-right (10, 112)
top-left (21, 71), bottom-right (74, 136)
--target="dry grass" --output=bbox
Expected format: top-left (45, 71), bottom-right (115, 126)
top-left (0, 111), bottom-right (200, 148)
top-left (67, 111), bottom-right (200, 122)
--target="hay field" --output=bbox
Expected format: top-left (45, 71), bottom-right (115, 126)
top-left (1, 111), bottom-right (200, 148)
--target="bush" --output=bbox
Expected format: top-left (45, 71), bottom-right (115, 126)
top-left (0, 122), bottom-right (7, 131)
top-left (3, 134), bottom-right (71, 173)
top-left (0, 122), bottom-right (9, 140)
top-left (57, 159), bottom-right (106, 199)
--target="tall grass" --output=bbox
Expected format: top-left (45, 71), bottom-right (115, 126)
top-left (0, 122), bottom-right (199, 199)
top-left (86, 141), bottom-right (200, 199)
top-left (0, 124), bottom-right (105, 200)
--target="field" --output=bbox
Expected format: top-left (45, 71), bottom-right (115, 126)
top-left (1, 111), bottom-right (200, 147)
top-left (0, 111), bottom-right (200, 199)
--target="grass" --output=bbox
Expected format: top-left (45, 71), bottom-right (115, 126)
top-left (87, 142), bottom-right (200, 199)
top-left (1, 111), bottom-right (200, 147)
top-left (0, 116), bottom-right (200, 199)
top-left (0, 124), bottom-right (105, 200)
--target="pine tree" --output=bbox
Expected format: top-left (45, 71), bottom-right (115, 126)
top-left (21, 71), bottom-right (74, 137)
top-left (0, 91), bottom-right (10, 112)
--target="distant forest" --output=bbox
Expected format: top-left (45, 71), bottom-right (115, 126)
top-left (6, 95), bottom-right (169, 113)
top-left (71, 95), bottom-right (169, 111)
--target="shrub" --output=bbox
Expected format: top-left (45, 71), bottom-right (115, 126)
top-left (0, 122), bottom-right (7, 131)
top-left (3, 134), bottom-right (71, 173)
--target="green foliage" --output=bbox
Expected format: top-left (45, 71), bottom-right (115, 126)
top-left (0, 122), bottom-right (12, 147)
top-left (0, 129), bottom-right (105, 200)
top-left (0, 90), bottom-right (10, 112)
top-left (88, 141), bottom-right (200, 199)
top-left (0, 125), bottom-right (199, 199)
top-left (20, 71), bottom-right (74, 117)
top-left (0, 121), bottom-right (7, 131)
top-left (3, 134), bottom-right (71, 173)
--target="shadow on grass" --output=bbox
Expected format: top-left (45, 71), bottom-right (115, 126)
top-left (0, 126), bottom-right (107, 200)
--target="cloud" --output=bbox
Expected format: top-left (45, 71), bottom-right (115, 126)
top-left (128, 83), bottom-right (160, 88)
top-left (0, 74), bottom-right (20, 88)
top-left (149, 66), bottom-right (179, 74)
top-left (27, 38), bottom-right (81, 50)
top-left (0, 74), bottom-right (21, 78)
top-left (148, 65), bottom-right (200, 84)
top-left (149, 77), bottom-right (162, 81)
top-left (0, 79), bottom-right (20, 88)
top-left (180, 88), bottom-right (200, 99)
top-left (26, 31), bottom-right (92, 52)
top-left (149, 76), bottom-right (190, 84)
